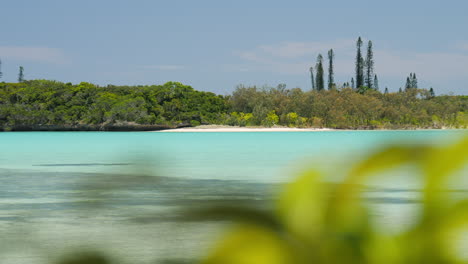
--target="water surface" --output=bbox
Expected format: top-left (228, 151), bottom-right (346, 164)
top-left (0, 130), bottom-right (466, 263)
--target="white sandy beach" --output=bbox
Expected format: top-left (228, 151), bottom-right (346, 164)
top-left (157, 125), bottom-right (335, 132)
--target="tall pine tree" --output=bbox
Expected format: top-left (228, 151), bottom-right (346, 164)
top-left (405, 77), bottom-right (411, 91)
top-left (18, 66), bottom-right (24, 83)
top-left (0, 59), bottom-right (3, 80)
top-left (315, 54), bottom-right (324, 91)
top-left (351, 77), bottom-right (355, 89)
top-left (364, 40), bottom-right (374, 89)
top-left (327, 49), bottom-right (335, 90)
top-left (429, 87), bottom-right (435, 97)
top-left (405, 73), bottom-right (418, 90)
top-left (355, 37), bottom-right (364, 89)
top-left (309, 66), bottom-right (315, 90)
top-left (412, 73), bottom-right (418, 88)
top-left (374, 74), bottom-right (379, 91)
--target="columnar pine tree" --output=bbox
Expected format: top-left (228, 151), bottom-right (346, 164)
top-left (405, 77), bottom-right (411, 91)
top-left (351, 77), bottom-right (355, 89)
top-left (18, 66), bottom-right (24, 83)
top-left (364, 40), bottom-right (374, 89)
top-left (315, 54), bottom-right (324, 91)
top-left (429, 87), bottom-right (435, 97)
top-left (355, 37), bottom-right (364, 89)
top-left (412, 73), bottom-right (418, 88)
top-left (405, 73), bottom-right (418, 90)
top-left (309, 67), bottom-right (315, 90)
top-left (409, 73), bottom-right (414, 88)
top-left (374, 74), bottom-right (379, 91)
top-left (384, 87), bottom-right (389, 94)
top-left (0, 59), bottom-right (3, 80)
top-left (327, 49), bottom-right (335, 90)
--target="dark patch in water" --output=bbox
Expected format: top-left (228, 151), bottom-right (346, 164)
top-left (33, 163), bottom-right (132, 167)
top-left (0, 216), bottom-right (26, 222)
top-left (366, 197), bottom-right (419, 204)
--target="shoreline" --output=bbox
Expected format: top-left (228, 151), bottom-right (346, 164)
top-left (154, 125), bottom-right (463, 132)
top-left (1, 124), bottom-right (463, 132)
top-left (158, 127), bottom-right (335, 132)
top-left (0, 124), bottom-right (182, 132)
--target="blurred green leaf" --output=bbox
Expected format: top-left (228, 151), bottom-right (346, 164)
top-left (202, 137), bottom-right (468, 264)
top-left (202, 224), bottom-right (302, 264)
top-left (276, 170), bottom-right (325, 243)
top-left (423, 137), bottom-right (468, 205)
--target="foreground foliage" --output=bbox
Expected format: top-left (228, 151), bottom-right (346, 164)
top-left (51, 136), bottom-right (468, 264)
top-left (0, 80), bottom-right (466, 130)
top-left (202, 136), bottom-right (468, 264)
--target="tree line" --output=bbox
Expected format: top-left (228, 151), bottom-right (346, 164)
top-left (0, 80), bottom-right (227, 131)
top-left (225, 84), bottom-right (466, 129)
top-left (0, 80), bottom-right (466, 131)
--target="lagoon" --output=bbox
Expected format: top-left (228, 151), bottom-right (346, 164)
top-left (1, 130), bottom-right (465, 181)
top-left (0, 130), bottom-right (466, 263)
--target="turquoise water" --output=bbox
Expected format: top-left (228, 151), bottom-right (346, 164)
top-left (1, 130), bottom-right (465, 182)
top-left (0, 130), bottom-right (467, 263)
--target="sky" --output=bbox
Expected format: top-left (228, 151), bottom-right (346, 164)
top-left (1, 0), bottom-right (468, 95)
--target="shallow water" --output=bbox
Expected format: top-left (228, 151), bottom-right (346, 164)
top-left (0, 130), bottom-right (466, 263)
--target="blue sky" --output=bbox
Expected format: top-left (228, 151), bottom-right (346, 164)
top-left (1, 0), bottom-right (468, 95)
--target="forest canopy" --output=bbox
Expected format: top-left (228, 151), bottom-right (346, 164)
top-left (0, 80), bottom-right (466, 131)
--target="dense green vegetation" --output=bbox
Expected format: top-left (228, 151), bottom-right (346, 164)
top-left (0, 80), bottom-right (466, 131)
top-left (0, 80), bottom-right (227, 131)
top-left (226, 85), bottom-right (467, 129)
